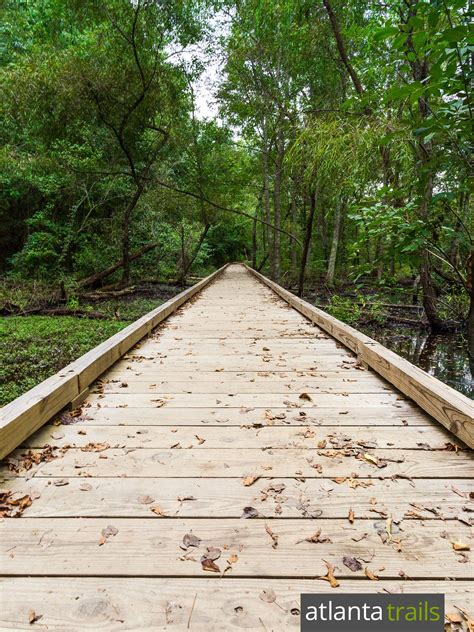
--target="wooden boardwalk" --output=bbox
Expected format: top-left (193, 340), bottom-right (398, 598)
top-left (1, 263), bottom-right (473, 629)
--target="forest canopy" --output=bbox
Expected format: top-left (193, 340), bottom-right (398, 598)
top-left (1, 0), bottom-right (472, 351)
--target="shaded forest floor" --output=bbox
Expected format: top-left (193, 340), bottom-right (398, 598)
top-left (0, 283), bottom-right (183, 406)
top-left (0, 277), bottom-right (471, 407)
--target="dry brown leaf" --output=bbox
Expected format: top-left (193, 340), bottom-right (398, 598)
top-left (181, 532), bottom-right (201, 550)
top-left (297, 529), bottom-right (331, 544)
top-left (299, 392), bottom-right (312, 402)
top-left (201, 547), bottom-right (221, 562)
top-left (265, 524), bottom-right (279, 548)
top-left (201, 558), bottom-right (220, 573)
top-left (452, 541), bottom-right (470, 551)
top-left (150, 505), bottom-right (165, 516)
top-left (242, 475), bottom-right (260, 487)
top-left (364, 567), bottom-right (379, 580)
top-left (348, 508), bottom-right (355, 523)
top-left (241, 506), bottom-right (262, 519)
top-left (81, 442), bottom-right (109, 453)
top-left (28, 609), bottom-right (42, 625)
top-left (343, 556), bottom-right (362, 572)
top-left (362, 453), bottom-right (387, 468)
top-left (319, 561), bottom-right (340, 588)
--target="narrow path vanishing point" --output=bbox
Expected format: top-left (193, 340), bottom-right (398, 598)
top-left (0, 264), bottom-right (472, 630)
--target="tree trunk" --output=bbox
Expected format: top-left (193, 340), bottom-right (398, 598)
top-left (467, 253), bottom-right (474, 376)
top-left (79, 242), bottom-right (158, 289)
top-left (298, 189), bottom-right (316, 297)
top-left (120, 184), bottom-right (146, 286)
top-left (289, 191), bottom-right (298, 279)
top-left (262, 127), bottom-right (270, 260)
top-left (177, 224), bottom-right (187, 286)
top-left (178, 222), bottom-right (210, 285)
top-left (326, 201), bottom-right (343, 285)
top-left (271, 135), bottom-right (284, 282)
top-left (252, 212), bottom-right (257, 269)
top-left (418, 172), bottom-right (448, 331)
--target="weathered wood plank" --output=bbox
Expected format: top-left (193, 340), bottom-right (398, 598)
top-left (1, 578), bottom-right (472, 631)
top-left (3, 447), bottom-right (472, 479)
top-left (94, 377), bottom-right (394, 394)
top-left (5, 476), bottom-right (471, 519)
top-left (85, 392), bottom-right (407, 408)
top-left (64, 405), bottom-right (436, 426)
top-left (0, 518), bottom-right (471, 578)
top-left (23, 423), bottom-right (459, 450)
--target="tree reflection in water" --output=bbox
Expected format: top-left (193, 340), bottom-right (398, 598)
top-left (360, 327), bottom-right (473, 399)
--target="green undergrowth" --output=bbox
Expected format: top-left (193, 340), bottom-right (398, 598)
top-left (0, 315), bottom-right (128, 406)
top-left (78, 296), bottom-right (164, 321)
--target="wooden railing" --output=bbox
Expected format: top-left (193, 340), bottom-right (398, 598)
top-left (0, 265), bottom-right (228, 459)
top-left (245, 264), bottom-right (474, 448)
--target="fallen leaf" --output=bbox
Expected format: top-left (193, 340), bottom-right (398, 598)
top-left (201, 547), bottom-right (221, 562)
top-left (259, 588), bottom-right (276, 603)
top-left (28, 609), bottom-right (42, 625)
top-left (241, 506), bottom-right (262, 519)
top-left (297, 529), bottom-right (331, 544)
top-left (181, 532), bottom-right (201, 550)
top-left (319, 561), bottom-right (340, 588)
top-left (265, 524), bottom-right (279, 548)
top-left (452, 541), bottom-right (470, 552)
top-left (243, 475), bottom-right (260, 487)
top-left (79, 483), bottom-right (92, 491)
top-left (348, 508), bottom-right (355, 523)
top-left (363, 453), bottom-right (387, 468)
top-left (81, 442), bottom-right (109, 453)
top-left (365, 567), bottom-right (379, 580)
top-left (343, 556), bottom-right (362, 572)
top-left (137, 495), bottom-right (154, 505)
top-left (299, 392), bottom-right (312, 402)
top-left (201, 558), bottom-right (220, 573)
top-left (150, 505), bottom-right (165, 516)
top-left (99, 524), bottom-right (119, 546)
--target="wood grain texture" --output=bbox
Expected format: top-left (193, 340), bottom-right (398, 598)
top-left (1, 518), bottom-right (472, 578)
top-left (2, 578), bottom-right (472, 631)
top-left (3, 447), bottom-right (472, 479)
top-left (23, 422), bottom-right (459, 449)
top-left (4, 476), bottom-right (471, 519)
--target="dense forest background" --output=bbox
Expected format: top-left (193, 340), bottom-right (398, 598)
top-left (1, 0), bottom-right (472, 400)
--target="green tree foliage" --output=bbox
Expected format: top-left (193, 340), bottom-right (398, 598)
top-left (0, 0), bottom-right (472, 352)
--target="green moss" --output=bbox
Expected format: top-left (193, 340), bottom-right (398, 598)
top-left (0, 316), bottom-right (128, 406)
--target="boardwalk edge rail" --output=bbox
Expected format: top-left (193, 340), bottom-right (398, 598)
top-left (245, 264), bottom-right (474, 448)
top-left (0, 265), bottom-right (228, 460)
